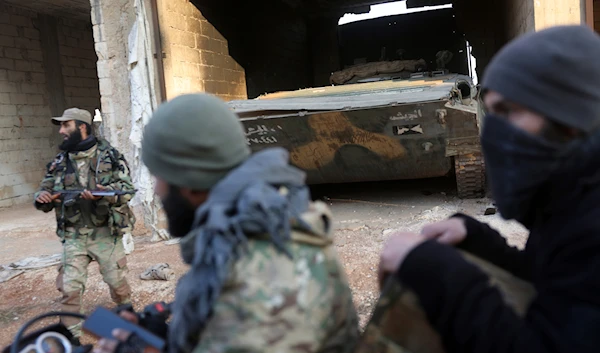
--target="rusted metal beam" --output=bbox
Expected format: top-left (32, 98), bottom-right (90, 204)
top-left (585, 0), bottom-right (594, 29)
top-left (150, 0), bottom-right (167, 103)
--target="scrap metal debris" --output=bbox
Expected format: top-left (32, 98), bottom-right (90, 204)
top-left (140, 263), bottom-right (175, 281)
top-left (0, 254), bottom-right (62, 283)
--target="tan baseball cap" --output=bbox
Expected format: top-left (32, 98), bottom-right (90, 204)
top-left (51, 108), bottom-right (92, 125)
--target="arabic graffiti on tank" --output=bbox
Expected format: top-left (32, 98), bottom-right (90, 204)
top-left (245, 124), bottom-right (283, 145)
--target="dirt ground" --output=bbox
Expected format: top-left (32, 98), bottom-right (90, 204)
top-left (0, 177), bottom-right (528, 349)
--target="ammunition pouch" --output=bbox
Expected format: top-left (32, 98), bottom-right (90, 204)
top-left (109, 203), bottom-right (136, 237)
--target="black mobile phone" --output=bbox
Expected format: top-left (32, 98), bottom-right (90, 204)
top-left (82, 307), bottom-right (166, 351)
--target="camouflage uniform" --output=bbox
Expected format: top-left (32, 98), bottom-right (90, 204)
top-left (180, 200), bottom-right (360, 353)
top-left (34, 138), bottom-right (136, 336)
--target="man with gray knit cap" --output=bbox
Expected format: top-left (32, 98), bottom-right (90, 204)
top-left (95, 93), bottom-right (359, 353)
top-left (376, 25), bottom-right (600, 352)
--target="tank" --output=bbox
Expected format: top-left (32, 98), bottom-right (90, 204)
top-left (226, 73), bottom-right (485, 198)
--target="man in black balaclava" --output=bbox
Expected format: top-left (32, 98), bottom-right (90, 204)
top-left (377, 25), bottom-right (600, 352)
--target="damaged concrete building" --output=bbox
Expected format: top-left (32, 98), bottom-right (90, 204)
top-left (0, 0), bottom-right (598, 240)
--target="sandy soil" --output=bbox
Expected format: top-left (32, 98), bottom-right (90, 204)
top-left (0, 177), bottom-right (528, 348)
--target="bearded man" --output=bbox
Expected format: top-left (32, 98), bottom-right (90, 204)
top-left (34, 108), bottom-right (136, 339)
top-left (94, 93), bottom-right (359, 353)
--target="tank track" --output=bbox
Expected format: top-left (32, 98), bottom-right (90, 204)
top-left (454, 153), bottom-right (486, 199)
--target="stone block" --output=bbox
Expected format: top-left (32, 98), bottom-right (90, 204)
top-left (171, 61), bottom-right (200, 78)
top-left (0, 93), bottom-right (9, 104)
top-left (0, 24), bottom-right (18, 36)
top-left (165, 12), bottom-right (187, 31)
top-left (81, 78), bottom-right (98, 88)
top-left (8, 70), bottom-right (26, 82)
top-left (23, 28), bottom-right (39, 40)
top-left (81, 59), bottom-right (97, 69)
top-left (30, 62), bottom-right (44, 73)
top-left (4, 48), bottom-right (22, 60)
top-left (166, 0), bottom-right (192, 14)
top-left (76, 68), bottom-right (98, 78)
top-left (27, 94), bottom-right (44, 105)
top-left (15, 60), bottom-right (32, 71)
top-left (27, 49), bottom-right (43, 62)
top-left (66, 37), bottom-right (79, 48)
top-left (171, 45), bottom-right (200, 63)
top-left (10, 15), bottom-right (31, 27)
top-left (0, 104), bottom-right (17, 116)
top-left (0, 58), bottom-right (15, 70)
top-left (30, 72), bottom-right (45, 83)
top-left (14, 38), bottom-right (37, 50)
top-left (67, 56), bottom-right (81, 68)
top-left (219, 41), bottom-right (229, 55)
top-left (92, 24), bottom-right (104, 42)
top-left (94, 41), bottom-right (108, 60)
top-left (98, 78), bottom-right (112, 95)
top-left (0, 35), bottom-right (15, 47)
top-left (0, 82), bottom-right (17, 93)
top-left (17, 105), bottom-right (33, 115)
top-left (33, 105), bottom-right (50, 116)
top-left (10, 93), bottom-right (27, 104)
top-left (21, 83), bottom-right (42, 94)
top-left (0, 13), bottom-right (9, 24)
top-left (195, 35), bottom-right (209, 50)
top-left (186, 17), bottom-right (202, 34)
top-left (96, 60), bottom-right (109, 78)
top-left (62, 66), bottom-right (76, 77)
top-left (100, 96), bottom-right (114, 115)
top-left (167, 29), bottom-right (196, 48)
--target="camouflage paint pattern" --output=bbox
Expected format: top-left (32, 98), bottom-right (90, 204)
top-left (354, 251), bottom-right (536, 353)
top-left (187, 201), bottom-right (360, 353)
top-left (240, 101), bottom-right (480, 186)
top-left (33, 138), bottom-right (136, 336)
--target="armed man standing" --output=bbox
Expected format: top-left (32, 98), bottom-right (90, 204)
top-left (34, 108), bottom-right (137, 339)
top-left (378, 25), bottom-right (600, 352)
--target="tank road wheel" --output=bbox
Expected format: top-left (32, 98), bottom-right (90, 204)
top-left (454, 153), bottom-right (486, 199)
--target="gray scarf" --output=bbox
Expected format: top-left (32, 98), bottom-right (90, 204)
top-left (168, 147), bottom-right (312, 353)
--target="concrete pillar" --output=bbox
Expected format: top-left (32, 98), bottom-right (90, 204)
top-left (534, 0), bottom-right (584, 30)
top-left (90, 0), bottom-right (167, 241)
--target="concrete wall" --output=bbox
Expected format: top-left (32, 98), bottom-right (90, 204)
top-left (534, 0), bottom-right (583, 30)
top-left (506, 0), bottom-right (535, 39)
top-left (157, 0), bottom-right (247, 101)
top-left (59, 18), bottom-right (101, 114)
top-left (0, 4), bottom-right (100, 208)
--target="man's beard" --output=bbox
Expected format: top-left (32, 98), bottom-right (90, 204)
top-left (59, 129), bottom-right (83, 151)
top-left (161, 185), bottom-right (197, 238)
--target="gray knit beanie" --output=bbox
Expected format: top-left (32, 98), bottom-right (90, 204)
top-left (142, 93), bottom-right (250, 191)
top-left (482, 25), bottom-right (600, 134)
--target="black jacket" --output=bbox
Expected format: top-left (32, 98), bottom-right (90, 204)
top-left (397, 161), bottom-right (600, 352)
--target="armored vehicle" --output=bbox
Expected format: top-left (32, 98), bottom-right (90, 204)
top-left (226, 73), bottom-right (485, 198)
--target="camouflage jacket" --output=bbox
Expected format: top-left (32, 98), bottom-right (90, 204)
top-left (34, 138), bottom-right (136, 238)
top-left (180, 200), bottom-right (360, 353)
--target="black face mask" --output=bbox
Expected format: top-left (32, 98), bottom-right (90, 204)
top-left (481, 114), bottom-right (574, 226)
top-left (161, 185), bottom-right (197, 238)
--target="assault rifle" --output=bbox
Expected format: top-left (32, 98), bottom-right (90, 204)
top-left (53, 189), bottom-right (137, 207)
top-left (53, 189), bottom-right (137, 198)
